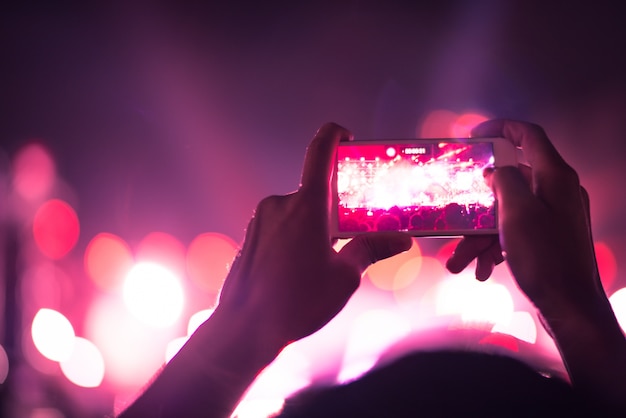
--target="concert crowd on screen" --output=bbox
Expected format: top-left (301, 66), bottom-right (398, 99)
top-left (338, 202), bottom-right (495, 233)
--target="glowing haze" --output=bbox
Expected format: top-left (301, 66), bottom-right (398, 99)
top-left (123, 262), bottom-right (185, 328)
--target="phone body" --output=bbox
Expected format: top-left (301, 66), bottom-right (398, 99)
top-left (331, 137), bottom-right (517, 238)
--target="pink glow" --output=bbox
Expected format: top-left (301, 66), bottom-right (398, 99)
top-left (365, 239), bottom-right (421, 290)
top-left (85, 233), bottom-right (134, 290)
top-left (33, 199), bottom-right (80, 260)
top-left (451, 112), bottom-right (490, 137)
top-left (12, 143), bottom-right (56, 200)
top-left (86, 296), bottom-right (176, 389)
top-left (60, 337), bottom-right (105, 388)
top-left (187, 232), bottom-right (239, 294)
top-left (136, 232), bottom-right (186, 277)
top-left (31, 308), bottom-right (75, 362)
top-left (123, 262), bottom-right (184, 328)
top-left (595, 241), bottom-right (617, 290)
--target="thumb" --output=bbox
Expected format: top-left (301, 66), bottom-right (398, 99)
top-left (338, 232), bottom-right (413, 273)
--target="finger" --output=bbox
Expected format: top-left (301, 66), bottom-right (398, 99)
top-left (475, 243), bottom-right (505, 281)
top-left (489, 166), bottom-right (536, 214)
top-left (471, 119), bottom-right (567, 174)
top-left (472, 119), bottom-right (580, 207)
top-left (475, 251), bottom-right (495, 281)
top-left (518, 163), bottom-right (532, 184)
top-left (299, 123), bottom-right (352, 199)
top-left (227, 195), bottom-right (284, 283)
top-left (446, 235), bottom-right (499, 274)
top-left (338, 232), bottom-right (412, 273)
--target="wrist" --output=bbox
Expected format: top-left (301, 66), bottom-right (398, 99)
top-left (190, 305), bottom-right (287, 375)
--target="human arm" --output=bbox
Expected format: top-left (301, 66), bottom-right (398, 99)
top-left (446, 120), bottom-right (626, 413)
top-left (117, 123), bottom-right (412, 417)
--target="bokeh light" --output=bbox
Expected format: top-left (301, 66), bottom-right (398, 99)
top-left (418, 110), bottom-right (490, 139)
top-left (365, 239), bottom-right (422, 291)
top-left (242, 345), bottom-right (311, 404)
top-left (31, 308), bottom-right (75, 362)
top-left (33, 199), bottom-right (80, 260)
top-left (12, 143), bottom-right (56, 200)
top-left (491, 311), bottom-right (537, 344)
top-left (30, 408), bottom-right (64, 418)
top-left (388, 257), bottom-right (424, 291)
top-left (394, 256), bottom-right (448, 322)
top-left (165, 309), bottom-right (216, 363)
top-left (187, 232), bottom-right (239, 293)
top-left (450, 112), bottom-right (490, 138)
top-left (0, 344), bottom-right (8, 384)
top-left (232, 399), bottom-right (285, 418)
top-left (85, 233), bottom-right (134, 290)
top-left (338, 309), bottom-right (412, 383)
top-left (187, 309), bottom-right (214, 336)
top-left (165, 336), bottom-right (189, 363)
top-left (20, 263), bottom-right (69, 312)
top-left (137, 232), bottom-right (186, 277)
top-left (479, 333), bottom-right (519, 352)
top-left (435, 275), bottom-right (514, 326)
top-left (435, 238), bottom-right (461, 262)
top-left (86, 296), bottom-right (176, 389)
top-left (60, 337), bottom-right (105, 388)
top-left (594, 241), bottom-right (617, 290)
top-left (332, 238), bottom-right (352, 253)
top-left (609, 287), bottom-right (626, 333)
top-left (418, 110), bottom-right (459, 138)
top-left (123, 262), bottom-right (184, 328)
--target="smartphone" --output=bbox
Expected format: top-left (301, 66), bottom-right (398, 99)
top-left (331, 138), bottom-right (517, 238)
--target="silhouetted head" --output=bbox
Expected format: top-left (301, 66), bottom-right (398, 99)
top-left (278, 350), bottom-right (591, 417)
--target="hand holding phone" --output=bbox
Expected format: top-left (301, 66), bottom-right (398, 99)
top-left (331, 138), bottom-right (517, 238)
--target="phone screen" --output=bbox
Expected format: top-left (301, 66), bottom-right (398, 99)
top-left (335, 140), bottom-right (497, 235)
